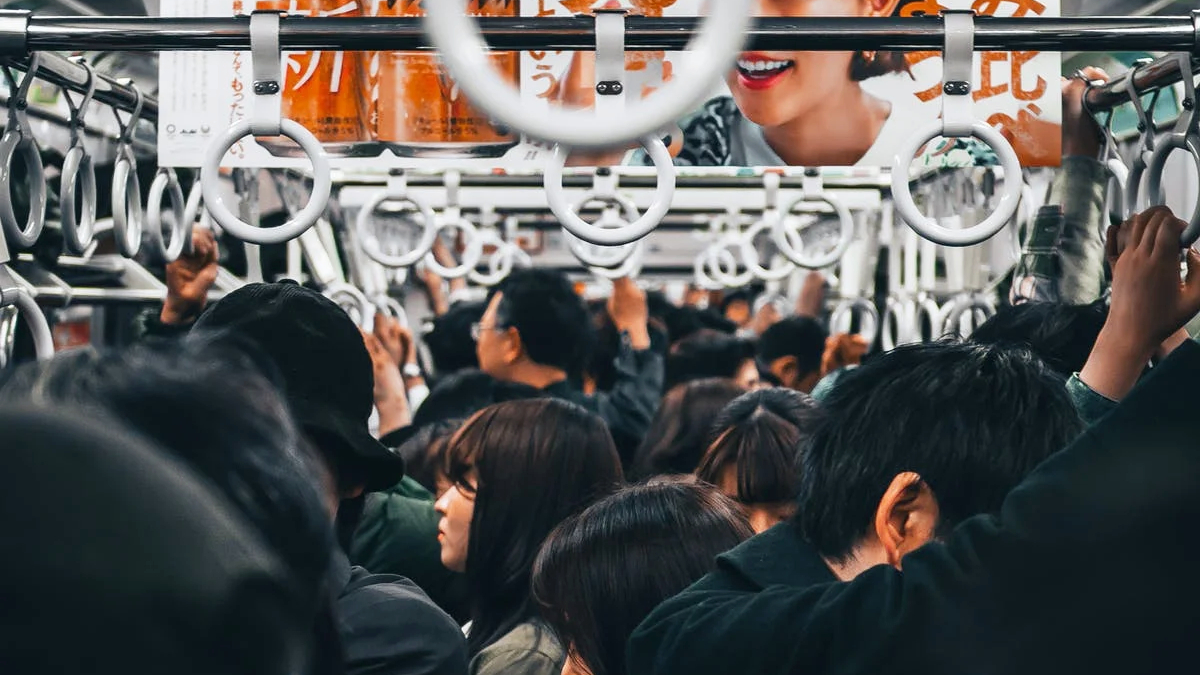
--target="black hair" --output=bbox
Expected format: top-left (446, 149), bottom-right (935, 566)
top-left (531, 479), bottom-right (753, 675)
top-left (665, 330), bottom-right (757, 391)
top-left (969, 301), bottom-right (1108, 378)
top-left (758, 317), bottom-right (829, 376)
top-left (632, 378), bottom-right (746, 479)
top-left (586, 300), bottom-right (622, 392)
top-left (490, 269), bottom-right (596, 374)
top-left (425, 300), bottom-right (486, 378)
top-left (718, 288), bottom-right (762, 316)
top-left (443, 399), bottom-right (624, 656)
top-left (696, 388), bottom-right (819, 506)
top-left (0, 335), bottom-right (341, 673)
top-left (796, 341), bottom-right (1084, 562)
top-left (395, 419), bottom-right (463, 497)
top-left (411, 368), bottom-right (544, 429)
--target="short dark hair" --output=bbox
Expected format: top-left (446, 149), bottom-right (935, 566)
top-left (796, 341), bottom-right (1084, 562)
top-left (491, 269), bottom-right (595, 374)
top-left (426, 300), bottom-right (486, 378)
top-left (665, 330), bottom-right (756, 390)
top-left (719, 288), bottom-right (762, 315)
top-left (532, 479), bottom-right (753, 675)
top-left (586, 300), bottom-right (622, 392)
top-left (632, 378), bottom-right (746, 479)
top-left (758, 317), bottom-right (829, 375)
top-left (411, 368), bottom-right (544, 430)
top-left (443, 398), bottom-right (624, 656)
top-left (969, 301), bottom-right (1108, 378)
top-left (696, 388), bottom-right (819, 506)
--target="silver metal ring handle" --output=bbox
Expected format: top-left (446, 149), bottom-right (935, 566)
top-left (468, 229), bottom-right (529, 286)
top-left (1144, 53), bottom-right (1200, 245)
top-left (325, 282), bottom-right (373, 330)
top-left (146, 168), bottom-right (188, 263)
top-left (695, 232), bottom-right (758, 288)
top-left (110, 147), bottom-right (143, 258)
top-left (565, 200), bottom-right (643, 269)
top-left (545, 136), bottom-right (676, 246)
top-left (182, 176), bottom-right (213, 255)
top-left (423, 0), bottom-right (752, 150)
top-left (772, 197), bottom-right (856, 270)
top-left (375, 295), bottom-right (409, 328)
top-left (423, 218), bottom-right (483, 280)
top-left (829, 297), bottom-right (879, 345)
top-left (942, 293), bottom-right (995, 335)
top-left (743, 218), bottom-right (797, 281)
top-left (356, 173), bottom-right (439, 269)
top-left (60, 145), bottom-right (97, 255)
top-left (881, 296), bottom-right (913, 352)
top-left (589, 240), bottom-right (645, 280)
top-left (0, 130), bottom-right (47, 249)
top-left (1, 287), bottom-right (55, 363)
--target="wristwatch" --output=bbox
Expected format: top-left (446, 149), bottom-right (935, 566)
top-left (402, 363), bottom-right (422, 379)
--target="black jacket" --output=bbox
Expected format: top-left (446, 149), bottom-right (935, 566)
top-left (629, 340), bottom-right (1200, 675)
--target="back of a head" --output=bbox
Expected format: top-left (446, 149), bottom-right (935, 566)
top-left (492, 269), bottom-right (595, 374)
top-left (532, 479), bottom-right (753, 675)
top-left (797, 341), bottom-right (1084, 562)
top-left (0, 338), bottom-right (336, 603)
top-left (411, 369), bottom-right (545, 430)
top-left (0, 405), bottom-right (309, 675)
top-left (696, 388), bottom-right (819, 508)
top-left (426, 300), bottom-right (486, 378)
top-left (632, 378), bottom-right (746, 479)
top-left (443, 398), bottom-right (624, 653)
top-left (969, 301), bottom-right (1107, 377)
top-left (665, 330), bottom-right (756, 391)
top-left (759, 317), bottom-right (829, 375)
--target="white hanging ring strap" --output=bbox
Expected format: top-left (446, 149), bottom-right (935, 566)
top-left (109, 80), bottom-right (145, 259)
top-left (1123, 61), bottom-right (1162, 217)
top-left (588, 237), bottom-right (645, 280)
top-left (145, 168), bottom-right (188, 263)
top-left (357, 170), bottom-right (439, 269)
top-left (943, 293), bottom-right (995, 335)
top-left (468, 228), bottom-right (517, 286)
top-left (0, 267), bottom-right (53, 362)
top-left (59, 56), bottom-right (98, 255)
top-left (181, 175), bottom-right (214, 255)
top-left (324, 282), bottom-right (373, 330)
top-left (1145, 53), bottom-right (1200, 246)
top-left (375, 295), bottom-right (409, 328)
top-left (773, 170), bottom-right (856, 269)
top-left (546, 137), bottom-right (676, 246)
top-left (881, 295), bottom-right (913, 352)
top-left (0, 55), bottom-right (47, 249)
top-left (565, 200), bottom-right (642, 268)
top-left (423, 0), bottom-right (752, 150)
top-left (830, 297), bottom-right (879, 345)
top-left (423, 171), bottom-right (483, 280)
top-left (891, 11), bottom-right (1022, 247)
top-left (202, 10), bottom-right (330, 245)
top-left (745, 173), bottom-right (796, 282)
top-left (696, 231), bottom-right (758, 288)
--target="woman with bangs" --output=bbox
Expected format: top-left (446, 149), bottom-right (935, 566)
top-left (434, 398), bottom-right (624, 675)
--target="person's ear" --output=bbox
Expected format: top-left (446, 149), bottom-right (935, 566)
top-left (770, 355), bottom-right (799, 387)
top-left (501, 326), bottom-right (524, 365)
top-left (867, 0), bottom-right (903, 17)
top-left (872, 472), bottom-right (940, 569)
top-left (795, 368), bottom-right (822, 394)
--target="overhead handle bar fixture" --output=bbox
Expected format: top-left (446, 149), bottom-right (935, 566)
top-left (423, 170), bottom-right (483, 280)
top-left (202, 10), bottom-right (331, 245)
top-left (357, 170), bottom-right (439, 269)
top-left (145, 168), bottom-right (188, 263)
top-left (423, 0), bottom-right (753, 151)
top-left (1145, 53), bottom-right (1200, 246)
top-left (109, 77), bottom-right (145, 258)
top-left (59, 55), bottom-right (98, 256)
top-left (0, 54), bottom-right (47, 250)
top-left (891, 10), bottom-right (1022, 247)
top-left (773, 169), bottom-right (856, 269)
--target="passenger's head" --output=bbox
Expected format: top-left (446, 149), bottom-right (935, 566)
top-left (731, 0), bottom-right (908, 131)
top-left (532, 479), bottom-right (753, 675)
top-left (969, 301), bottom-right (1107, 378)
top-left (435, 399), bottom-right (624, 654)
top-left (478, 269), bottom-right (595, 384)
top-left (796, 342), bottom-right (1083, 579)
top-left (191, 281), bottom-right (406, 499)
top-left (632, 378), bottom-right (747, 479)
top-left (425, 300), bottom-right (486, 379)
top-left (665, 330), bottom-right (759, 390)
top-left (0, 338), bottom-right (337, 611)
top-left (394, 419), bottom-right (462, 498)
top-left (758, 316), bottom-right (830, 393)
top-left (0, 405), bottom-right (315, 675)
top-left (696, 388), bottom-right (818, 533)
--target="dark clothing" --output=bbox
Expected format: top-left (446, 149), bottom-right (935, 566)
top-left (629, 340), bottom-right (1200, 675)
top-left (542, 333), bottom-right (664, 465)
top-left (333, 550), bottom-right (469, 675)
top-left (695, 521), bottom-right (835, 594)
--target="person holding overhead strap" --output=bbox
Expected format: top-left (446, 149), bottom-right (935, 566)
top-left (627, 206), bottom-right (1200, 675)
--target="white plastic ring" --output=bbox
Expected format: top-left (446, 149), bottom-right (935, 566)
top-left (182, 177), bottom-right (214, 253)
top-left (11, 288), bottom-right (54, 362)
top-left (59, 144), bottom-right (97, 255)
top-left (589, 240), bottom-right (645, 280)
top-left (829, 297), bottom-right (879, 345)
top-left (1146, 133), bottom-right (1200, 246)
top-left (422, 0), bottom-right (752, 150)
top-left (891, 121), bottom-right (1023, 247)
top-left (110, 148), bottom-right (143, 258)
top-left (325, 282), bottom-right (373, 329)
top-left (356, 191), bottom-right (439, 269)
top-left (423, 218), bottom-right (483, 280)
top-left (693, 246), bottom-right (736, 290)
top-left (468, 230), bottom-right (529, 286)
top-left (917, 294), bottom-right (944, 340)
top-left (881, 296), bottom-right (912, 352)
top-left (375, 296), bottom-right (409, 328)
top-left (545, 136), bottom-right (676, 246)
top-left (146, 168), bottom-right (188, 263)
top-left (202, 119), bottom-right (331, 244)
top-left (743, 218), bottom-right (797, 281)
top-left (565, 201), bottom-right (642, 269)
top-left (0, 130), bottom-right (47, 249)
top-left (1104, 157), bottom-right (1128, 228)
top-left (697, 233), bottom-right (757, 288)
top-left (943, 294), bottom-right (994, 335)
top-left (771, 196), bottom-right (855, 270)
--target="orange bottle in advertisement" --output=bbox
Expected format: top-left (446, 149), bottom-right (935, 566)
top-left (375, 0), bottom-right (519, 158)
top-left (255, 0), bottom-right (376, 157)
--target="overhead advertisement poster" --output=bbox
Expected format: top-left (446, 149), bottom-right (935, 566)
top-left (158, 0), bottom-right (1061, 172)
